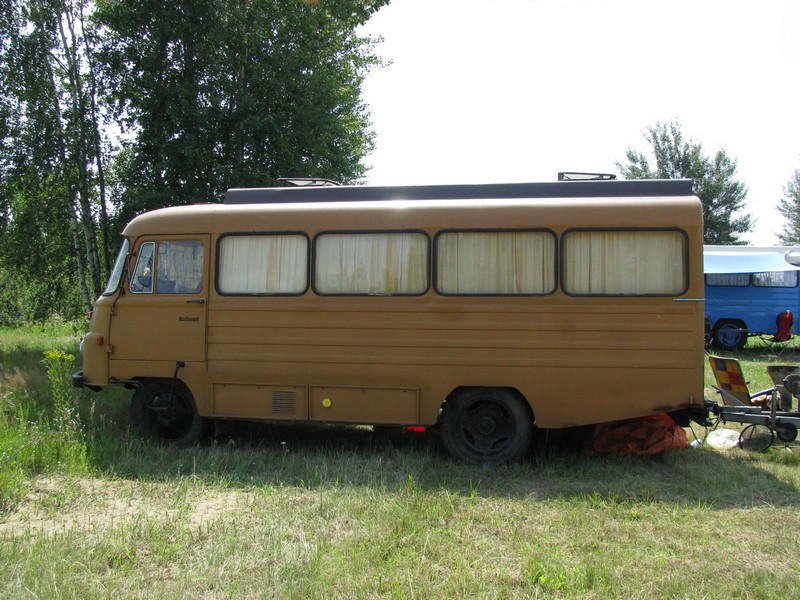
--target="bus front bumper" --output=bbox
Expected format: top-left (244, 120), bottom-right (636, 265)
top-left (72, 371), bottom-right (103, 392)
top-left (72, 371), bottom-right (85, 388)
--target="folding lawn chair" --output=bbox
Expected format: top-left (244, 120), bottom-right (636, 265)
top-left (759, 310), bottom-right (795, 357)
top-left (707, 355), bottom-right (776, 407)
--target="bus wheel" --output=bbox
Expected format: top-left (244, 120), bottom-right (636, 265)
top-left (713, 320), bottom-right (747, 351)
top-left (441, 388), bottom-right (533, 465)
top-left (132, 379), bottom-right (206, 445)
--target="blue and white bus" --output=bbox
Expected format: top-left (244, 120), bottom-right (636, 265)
top-left (705, 245), bottom-right (800, 350)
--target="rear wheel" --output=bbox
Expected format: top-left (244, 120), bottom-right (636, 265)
top-left (132, 379), bottom-right (206, 445)
top-left (713, 320), bottom-right (747, 351)
top-left (441, 388), bottom-right (533, 465)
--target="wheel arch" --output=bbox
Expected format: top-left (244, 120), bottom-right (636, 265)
top-left (711, 316), bottom-right (748, 330)
top-left (439, 385), bottom-right (535, 424)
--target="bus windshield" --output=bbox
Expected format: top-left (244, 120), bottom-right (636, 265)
top-left (103, 238), bottom-right (130, 295)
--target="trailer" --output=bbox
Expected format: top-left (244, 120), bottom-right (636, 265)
top-left (707, 373), bottom-right (800, 450)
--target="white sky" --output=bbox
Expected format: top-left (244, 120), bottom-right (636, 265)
top-left (357, 0), bottom-right (800, 244)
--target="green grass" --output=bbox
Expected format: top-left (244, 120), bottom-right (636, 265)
top-left (704, 342), bottom-right (800, 394)
top-left (1, 326), bottom-right (799, 598)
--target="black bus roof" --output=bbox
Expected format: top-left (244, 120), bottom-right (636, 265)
top-left (224, 179), bottom-right (694, 205)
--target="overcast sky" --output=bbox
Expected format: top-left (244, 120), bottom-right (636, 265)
top-left (357, 0), bottom-right (800, 244)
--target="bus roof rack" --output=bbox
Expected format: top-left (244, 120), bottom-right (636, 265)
top-left (558, 172), bottom-right (617, 181)
top-left (278, 177), bottom-right (341, 187)
top-left (224, 179), bottom-right (693, 205)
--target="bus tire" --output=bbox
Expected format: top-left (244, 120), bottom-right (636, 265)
top-left (132, 379), bottom-right (206, 445)
top-left (713, 320), bottom-right (747, 351)
top-left (441, 387), bottom-right (533, 465)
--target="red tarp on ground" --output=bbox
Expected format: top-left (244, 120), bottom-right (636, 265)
top-left (591, 413), bottom-right (688, 455)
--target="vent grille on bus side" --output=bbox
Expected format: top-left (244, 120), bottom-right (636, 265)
top-left (271, 390), bottom-right (297, 414)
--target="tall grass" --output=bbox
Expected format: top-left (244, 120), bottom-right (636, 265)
top-left (1, 328), bottom-right (799, 598)
top-left (0, 323), bottom-right (90, 512)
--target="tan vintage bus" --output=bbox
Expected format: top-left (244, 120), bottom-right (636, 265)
top-left (74, 178), bottom-right (707, 464)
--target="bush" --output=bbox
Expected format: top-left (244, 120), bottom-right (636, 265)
top-left (0, 348), bottom-right (88, 513)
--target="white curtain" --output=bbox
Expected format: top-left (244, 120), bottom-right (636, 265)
top-left (436, 231), bottom-right (555, 294)
top-left (706, 273), bottom-right (750, 287)
top-left (315, 232), bottom-right (428, 294)
top-left (159, 240), bottom-right (204, 293)
top-left (563, 230), bottom-right (685, 295)
top-left (218, 235), bottom-right (308, 294)
top-left (752, 271), bottom-right (798, 288)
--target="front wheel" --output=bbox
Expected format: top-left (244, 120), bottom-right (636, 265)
top-left (132, 379), bottom-right (206, 445)
top-left (441, 388), bottom-right (533, 465)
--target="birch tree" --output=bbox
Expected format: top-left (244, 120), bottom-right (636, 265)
top-left (0, 0), bottom-right (107, 320)
top-left (0, 0), bottom-right (387, 323)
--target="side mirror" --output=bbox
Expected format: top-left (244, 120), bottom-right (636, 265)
top-left (783, 373), bottom-right (800, 397)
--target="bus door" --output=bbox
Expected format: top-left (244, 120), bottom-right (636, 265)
top-left (110, 236), bottom-right (209, 368)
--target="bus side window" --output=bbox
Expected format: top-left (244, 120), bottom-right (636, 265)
top-left (156, 240), bottom-right (204, 294)
top-left (130, 241), bottom-right (155, 293)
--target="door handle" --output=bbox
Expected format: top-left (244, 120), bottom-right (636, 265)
top-left (187, 299), bottom-right (205, 304)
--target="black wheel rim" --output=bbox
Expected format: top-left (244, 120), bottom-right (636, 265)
top-left (459, 397), bottom-right (515, 455)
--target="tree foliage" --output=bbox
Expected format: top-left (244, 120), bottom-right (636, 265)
top-left (0, 0), bottom-right (387, 324)
top-left (0, 0), bottom-right (106, 321)
top-left (776, 168), bottom-right (800, 245)
top-left (95, 0), bottom-right (386, 226)
top-left (617, 121), bottom-right (753, 245)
